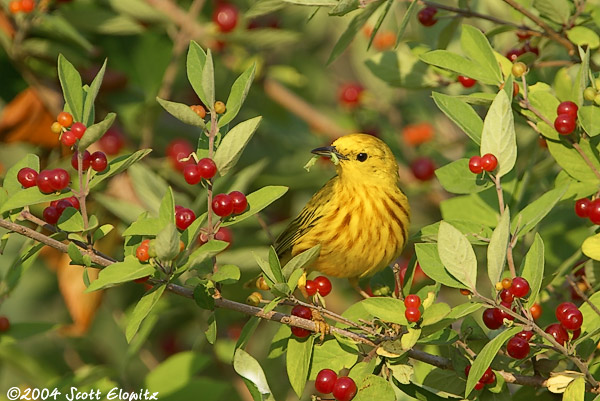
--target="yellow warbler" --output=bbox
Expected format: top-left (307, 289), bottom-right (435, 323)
top-left (275, 133), bottom-right (410, 281)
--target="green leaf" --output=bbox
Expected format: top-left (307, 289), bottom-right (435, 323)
top-left (58, 54), bottom-right (83, 122)
top-left (122, 215), bottom-right (161, 237)
top-left (193, 280), bottom-right (216, 310)
top-left (3, 154), bottom-right (39, 198)
top-left (582, 232), bottom-right (600, 261)
top-left (93, 224), bottom-right (114, 242)
top-left (366, 0), bottom-right (393, 50)
top-left (533, 0), bottom-right (570, 24)
top-left (286, 335), bottom-right (314, 397)
top-left (219, 63), bottom-right (256, 127)
top-left (520, 234), bottom-right (544, 308)
top-left (460, 25), bottom-right (502, 84)
top-left (222, 186), bottom-right (288, 226)
top-left (575, 47), bottom-right (590, 106)
top-left (156, 97), bottom-right (206, 128)
top-left (432, 92), bottom-right (483, 145)
top-left (354, 375), bottom-right (396, 401)
top-left (82, 59), bottom-right (106, 126)
top-left (435, 158), bottom-right (493, 194)
top-left (126, 284), bottom-right (166, 342)
top-left (205, 313), bottom-right (217, 344)
top-left (563, 377), bottom-right (585, 401)
top-left (512, 184), bottom-right (569, 238)
top-left (187, 41), bottom-right (207, 104)
top-left (246, 0), bottom-right (286, 18)
top-left (268, 324), bottom-right (291, 359)
top-left (579, 292), bottom-right (600, 335)
top-left (437, 221), bottom-right (477, 289)
top-left (155, 223), bottom-right (180, 261)
top-left (67, 242), bottom-right (85, 265)
top-left (415, 243), bottom-right (465, 289)
top-left (578, 106), bottom-right (600, 137)
top-left (420, 50), bottom-right (497, 85)
top-left (567, 27), bottom-right (600, 49)
top-left (281, 244), bottom-right (321, 279)
top-left (233, 349), bottom-right (274, 400)
top-left (329, 0), bottom-right (359, 16)
top-left (211, 264), bottom-right (240, 285)
top-left (394, 0), bottom-right (419, 46)
top-left (547, 138), bottom-right (600, 182)
top-left (187, 240), bottom-right (229, 271)
top-left (361, 297), bottom-right (407, 325)
top-left (214, 116), bottom-right (262, 176)
top-left (78, 112), bottom-right (116, 150)
top-left (421, 302), bottom-right (451, 326)
top-left (309, 339), bottom-right (358, 379)
top-left (327, 1), bottom-right (383, 65)
top-left (365, 46), bottom-right (438, 89)
top-left (487, 209), bottom-right (510, 288)
top-left (88, 149), bottom-right (152, 189)
top-left (86, 256), bottom-right (155, 291)
top-left (181, 212), bottom-right (207, 247)
top-left (465, 327), bottom-right (520, 397)
top-left (57, 208), bottom-right (84, 232)
top-left (480, 91), bottom-right (516, 178)
top-left (158, 187), bottom-right (175, 229)
top-left (145, 351), bottom-right (211, 395)
top-left (202, 49), bottom-right (215, 109)
top-left (0, 187), bottom-right (72, 214)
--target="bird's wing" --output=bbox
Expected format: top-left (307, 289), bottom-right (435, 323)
top-left (275, 177), bottom-right (336, 259)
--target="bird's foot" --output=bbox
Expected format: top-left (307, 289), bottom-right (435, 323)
top-left (311, 309), bottom-right (330, 342)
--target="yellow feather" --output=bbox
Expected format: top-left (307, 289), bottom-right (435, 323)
top-left (275, 133), bottom-right (410, 279)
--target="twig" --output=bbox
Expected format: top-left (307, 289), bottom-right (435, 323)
top-left (566, 275), bottom-right (600, 318)
top-left (143, 0), bottom-right (206, 39)
top-left (255, 213), bottom-right (276, 245)
top-left (570, 140), bottom-right (600, 182)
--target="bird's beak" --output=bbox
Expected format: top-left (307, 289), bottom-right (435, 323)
top-left (311, 146), bottom-right (348, 160)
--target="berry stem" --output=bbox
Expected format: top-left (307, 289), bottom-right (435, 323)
top-left (77, 149), bottom-right (91, 243)
top-left (206, 100), bottom-right (219, 274)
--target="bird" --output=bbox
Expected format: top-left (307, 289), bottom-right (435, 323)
top-left (274, 133), bottom-right (410, 293)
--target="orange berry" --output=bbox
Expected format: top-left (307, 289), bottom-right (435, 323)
top-left (136, 245), bottom-right (149, 262)
top-left (362, 24), bottom-right (373, 38)
top-left (530, 303), bottom-right (542, 320)
top-left (179, 240), bottom-right (185, 252)
top-left (460, 289), bottom-right (471, 296)
top-left (50, 122), bottom-right (63, 134)
top-left (214, 101), bottom-right (226, 114)
top-left (402, 122), bottom-right (434, 146)
top-left (141, 239), bottom-right (150, 248)
top-left (9, 0), bottom-right (21, 13)
top-left (20, 0), bottom-right (34, 13)
top-left (57, 112), bottom-right (73, 128)
top-left (373, 31), bottom-right (396, 51)
top-left (256, 276), bottom-right (270, 291)
top-left (501, 278), bottom-right (512, 289)
top-left (190, 105), bottom-right (206, 119)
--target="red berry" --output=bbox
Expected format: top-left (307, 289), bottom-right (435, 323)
top-left (99, 128), bottom-right (125, 155)
top-left (17, 167), bottom-right (38, 188)
top-left (417, 6), bottom-right (437, 26)
top-left (332, 377), bottom-right (357, 401)
top-left (20, 0), bottom-right (34, 12)
top-left (36, 170), bottom-right (54, 194)
top-left (575, 198), bottom-right (591, 218)
top-left (212, 193), bottom-right (234, 217)
top-left (410, 157), bottom-right (436, 181)
top-left (215, 227), bottom-right (233, 245)
top-left (90, 151), bottom-right (108, 172)
top-left (468, 156), bottom-right (483, 174)
top-left (499, 301), bottom-right (515, 320)
top-left (305, 280), bottom-right (317, 296)
top-left (49, 168), bottom-right (70, 191)
top-left (0, 316), bottom-right (9, 331)
top-left (405, 307), bottom-right (421, 323)
top-left (500, 289), bottom-right (514, 304)
top-left (339, 83), bottom-right (363, 107)
top-left (458, 76), bottom-right (477, 88)
top-left (66, 196), bottom-right (80, 209)
top-left (545, 323), bottom-right (569, 345)
top-left (315, 369), bottom-right (338, 394)
top-left (481, 153), bottom-right (498, 172)
top-left (554, 114), bottom-right (576, 135)
top-left (291, 326), bottom-right (311, 338)
top-left (516, 330), bottom-right (534, 341)
top-left (314, 276), bottom-right (332, 297)
top-left (556, 302), bottom-right (577, 322)
top-left (43, 206), bottom-right (60, 224)
top-left (474, 381), bottom-right (485, 391)
top-left (404, 294), bottom-right (421, 308)
top-left (557, 101), bottom-right (578, 118)
top-left (589, 199), bottom-right (600, 224)
top-left (61, 130), bottom-right (77, 147)
top-left (464, 365), bottom-right (471, 377)
top-left (229, 191), bottom-right (248, 214)
top-left (175, 207), bottom-right (196, 230)
top-left (483, 308), bottom-right (502, 329)
top-left (197, 158), bottom-right (217, 179)
top-left (516, 31), bottom-right (532, 41)
top-left (530, 303), bottom-right (542, 319)
top-left (561, 307), bottom-right (583, 331)
top-left (510, 277), bottom-right (529, 298)
top-left (506, 48), bottom-right (525, 62)
top-left (571, 328), bottom-right (581, 340)
top-left (183, 164), bottom-right (202, 185)
top-left (71, 150), bottom-right (92, 170)
top-left (167, 139), bottom-right (194, 172)
top-left (134, 276), bottom-right (150, 284)
top-left (212, 3), bottom-right (239, 33)
top-left (70, 122), bottom-right (86, 139)
top-left (55, 199), bottom-right (73, 214)
top-left (57, 112), bottom-right (73, 127)
top-left (136, 245), bottom-right (150, 262)
top-left (507, 335), bottom-right (530, 359)
top-left (481, 367), bottom-right (495, 384)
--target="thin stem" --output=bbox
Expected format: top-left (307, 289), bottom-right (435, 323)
top-left (77, 149), bottom-right (91, 244)
top-left (570, 140), bottom-right (600, 182)
top-left (566, 275), bottom-right (600, 318)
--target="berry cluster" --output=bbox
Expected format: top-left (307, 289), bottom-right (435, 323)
top-left (183, 158), bottom-right (217, 185)
top-left (213, 3), bottom-right (239, 33)
top-left (482, 277), bottom-right (530, 330)
top-left (50, 112), bottom-right (89, 147)
top-left (338, 83), bottom-right (364, 108)
top-left (212, 191), bottom-right (248, 217)
top-left (43, 196), bottom-right (80, 224)
top-left (458, 76), bottom-right (477, 88)
top-left (417, 6), bottom-right (437, 26)
top-left (468, 153), bottom-right (498, 174)
top-left (315, 369), bottom-right (357, 401)
top-left (545, 302), bottom-right (583, 345)
top-left (71, 150), bottom-right (107, 172)
top-left (0, 316), bottom-right (9, 332)
top-left (305, 276), bottom-right (332, 297)
top-left (574, 197), bottom-right (600, 224)
top-left (9, 0), bottom-right (34, 13)
top-left (554, 101), bottom-right (578, 135)
top-left (404, 294), bottom-right (421, 323)
top-left (465, 364), bottom-right (495, 390)
top-left (410, 157), bottom-right (436, 181)
top-left (18, 167), bottom-right (70, 194)
top-left (175, 205), bottom-right (196, 230)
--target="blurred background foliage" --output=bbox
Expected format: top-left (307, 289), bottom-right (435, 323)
top-left (0, 0), bottom-right (597, 399)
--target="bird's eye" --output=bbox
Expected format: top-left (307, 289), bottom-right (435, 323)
top-left (356, 153), bottom-right (368, 162)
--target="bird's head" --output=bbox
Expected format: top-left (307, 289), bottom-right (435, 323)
top-left (312, 133), bottom-right (399, 184)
